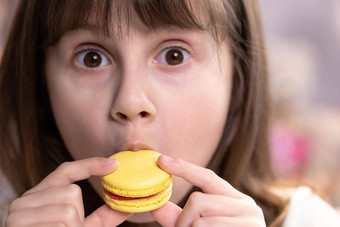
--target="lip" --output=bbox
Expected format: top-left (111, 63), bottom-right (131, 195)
top-left (120, 142), bottom-right (155, 152)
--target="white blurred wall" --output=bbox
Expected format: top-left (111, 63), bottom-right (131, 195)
top-left (259, 0), bottom-right (340, 106)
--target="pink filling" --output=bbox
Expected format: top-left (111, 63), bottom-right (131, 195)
top-left (105, 189), bottom-right (158, 201)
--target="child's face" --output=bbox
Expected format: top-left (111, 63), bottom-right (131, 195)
top-left (46, 13), bottom-right (232, 220)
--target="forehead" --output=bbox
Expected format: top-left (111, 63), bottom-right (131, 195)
top-left (46, 0), bottom-right (228, 46)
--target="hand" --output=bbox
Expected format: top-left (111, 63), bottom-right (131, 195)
top-left (6, 158), bottom-right (131, 227)
top-left (151, 156), bottom-right (266, 227)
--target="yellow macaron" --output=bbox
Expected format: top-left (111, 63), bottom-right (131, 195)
top-left (100, 150), bottom-right (172, 213)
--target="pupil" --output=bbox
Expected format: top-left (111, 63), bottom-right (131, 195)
top-left (84, 52), bottom-right (102, 67)
top-left (166, 49), bottom-right (184, 65)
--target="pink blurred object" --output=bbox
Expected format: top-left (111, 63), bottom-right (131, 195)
top-left (270, 124), bottom-right (310, 178)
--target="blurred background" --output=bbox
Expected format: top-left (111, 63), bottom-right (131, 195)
top-left (259, 0), bottom-right (340, 211)
top-left (1, 0), bottom-right (340, 211)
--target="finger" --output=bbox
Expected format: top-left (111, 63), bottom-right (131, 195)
top-left (158, 155), bottom-right (245, 199)
top-left (10, 184), bottom-right (84, 222)
top-left (176, 192), bottom-right (262, 227)
top-left (28, 157), bottom-right (118, 193)
top-left (84, 204), bottom-right (132, 227)
top-left (33, 223), bottom-right (66, 227)
top-left (192, 216), bottom-right (265, 227)
top-left (6, 204), bottom-right (82, 227)
top-left (150, 201), bottom-right (182, 227)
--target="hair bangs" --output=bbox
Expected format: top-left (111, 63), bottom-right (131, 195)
top-left (45, 0), bottom-right (229, 46)
top-left (46, 0), bottom-right (112, 45)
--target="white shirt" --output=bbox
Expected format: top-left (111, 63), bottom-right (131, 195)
top-left (283, 187), bottom-right (340, 226)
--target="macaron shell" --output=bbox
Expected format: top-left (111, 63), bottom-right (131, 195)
top-left (103, 182), bottom-right (172, 213)
top-left (101, 150), bottom-right (172, 197)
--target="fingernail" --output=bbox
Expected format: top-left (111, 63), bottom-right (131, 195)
top-left (106, 158), bottom-right (118, 165)
top-left (160, 155), bottom-right (174, 164)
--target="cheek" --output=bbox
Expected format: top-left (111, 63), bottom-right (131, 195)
top-left (164, 81), bottom-right (231, 204)
top-left (163, 75), bottom-right (231, 167)
top-left (163, 46), bottom-right (233, 165)
top-left (45, 50), bottom-right (114, 159)
top-left (47, 84), bottom-right (108, 159)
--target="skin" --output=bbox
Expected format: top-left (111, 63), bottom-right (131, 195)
top-left (6, 12), bottom-right (265, 227)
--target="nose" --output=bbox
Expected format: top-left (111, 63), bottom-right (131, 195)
top-left (110, 72), bottom-right (156, 123)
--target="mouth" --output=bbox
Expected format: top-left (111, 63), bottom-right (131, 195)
top-left (120, 142), bottom-right (155, 152)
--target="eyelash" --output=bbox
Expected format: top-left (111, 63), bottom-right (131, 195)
top-left (160, 45), bottom-right (190, 55)
top-left (154, 45), bottom-right (191, 65)
top-left (74, 47), bottom-right (112, 70)
top-left (73, 44), bottom-right (191, 71)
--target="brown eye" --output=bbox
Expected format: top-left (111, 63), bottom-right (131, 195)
top-left (155, 47), bottom-right (190, 66)
top-left (165, 49), bottom-right (184, 65)
top-left (84, 51), bottom-right (102, 67)
top-left (75, 49), bottom-right (110, 68)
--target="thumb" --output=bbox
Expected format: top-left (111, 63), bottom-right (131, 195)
top-left (151, 202), bottom-right (182, 227)
top-left (84, 204), bottom-right (132, 227)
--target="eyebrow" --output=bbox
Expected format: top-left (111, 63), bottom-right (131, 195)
top-left (58, 22), bottom-right (204, 45)
top-left (68, 24), bottom-right (107, 36)
top-left (52, 24), bottom-right (110, 46)
top-left (59, 22), bottom-right (154, 43)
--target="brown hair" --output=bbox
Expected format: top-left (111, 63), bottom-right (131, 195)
top-left (0, 0), bottom-right (287, 225)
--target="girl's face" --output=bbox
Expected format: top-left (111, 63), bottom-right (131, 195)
top-left (46, 12), bottom-right (232, 222)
